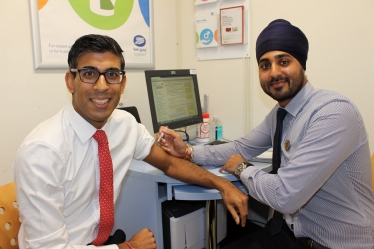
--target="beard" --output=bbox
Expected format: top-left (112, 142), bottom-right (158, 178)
top-left (262, 68), bottom-right (305, 103)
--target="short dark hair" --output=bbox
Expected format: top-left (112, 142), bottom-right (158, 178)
top-left (68, 34), bottom-right (125, 70)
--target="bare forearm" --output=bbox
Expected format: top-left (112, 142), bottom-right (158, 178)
top-left (165, 156), bottom-right (232, 190)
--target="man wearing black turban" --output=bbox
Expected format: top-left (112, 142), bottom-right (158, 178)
top-left (158, 19), bottom-right (374, 249)
top-left (255, 19), bottom-right (309, 108)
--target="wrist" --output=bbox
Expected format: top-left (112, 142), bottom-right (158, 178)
top-left (234, 161), bottom-right (252, 176)
top-left (215, 178), bottom-right (232, 193)
top-left (183, 143), bottom-right (194, 161)
top-left (124, 241), bottom-right (135, 249)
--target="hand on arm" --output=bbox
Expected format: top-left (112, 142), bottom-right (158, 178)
top-left (118, 228), bottom-right (156, 249)
top-left (144, 144), bottom-right (249, 227)
top-left (156, 126), bottom-right (186, 157)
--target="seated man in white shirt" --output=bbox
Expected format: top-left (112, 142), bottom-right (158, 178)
top-left (13, 34), bottom-right (249, 249)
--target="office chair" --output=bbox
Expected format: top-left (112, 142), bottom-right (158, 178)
top-left (0, 182), bottom-right (21, 249)
top-left (118, 106), bottom-right (141, 123)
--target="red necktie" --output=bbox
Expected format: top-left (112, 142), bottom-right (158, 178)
top-left (92, 130), bottom-right (114, 246)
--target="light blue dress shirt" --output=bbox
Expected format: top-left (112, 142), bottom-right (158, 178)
top-left (194, 82), bottom-right (374, 248)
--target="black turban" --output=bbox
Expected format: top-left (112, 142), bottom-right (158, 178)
top-left (256, 19), bottom-right (309, 70)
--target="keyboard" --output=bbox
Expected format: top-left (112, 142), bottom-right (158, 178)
top-left (205, 140), bottom-right (228, 146)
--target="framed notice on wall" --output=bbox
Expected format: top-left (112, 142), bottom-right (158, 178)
top-left (220, 6), bottom-right (244, 45)
top-left (30, 0), bottom-right (154, 69)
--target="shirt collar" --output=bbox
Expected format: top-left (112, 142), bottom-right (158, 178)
top-left (282, 81), bottom-right (314, 117)
top-left (65, 105), bottom-right (104, 144)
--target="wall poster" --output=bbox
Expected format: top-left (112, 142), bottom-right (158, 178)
top-left (220, 6), bottom-right (244, 45)
top-left (195, 11), bottom-right (219, 48)
top-left (195, 0), bottom-right (250, 61)
top-left (30, 0), bottom-right (154, 69)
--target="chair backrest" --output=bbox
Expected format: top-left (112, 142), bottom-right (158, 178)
top-left (118, 106), bottom-right (141, 123)
top-left (0, 182), bottom-right (21, 249)
top-left (372, 154), bottom-right (374, 191)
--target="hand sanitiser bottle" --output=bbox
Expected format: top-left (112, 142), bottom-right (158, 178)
top-left (214, 115), bottom-right (223, 140)
top-left (196, 113), bottom-right (210, 143)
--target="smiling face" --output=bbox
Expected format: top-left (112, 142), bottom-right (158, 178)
top-left (258, 50), bottom-right (307, 107)
top-left (65, 52), bottom-right (126, 129)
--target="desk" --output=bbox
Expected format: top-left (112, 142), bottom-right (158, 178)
top-left (113, 160), bottom-right (271, 248)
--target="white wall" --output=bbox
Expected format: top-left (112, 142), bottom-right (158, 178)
top-left (177, 0), bottom-right (374, 151)
top-left (1, 0), bottom-right (374, 185)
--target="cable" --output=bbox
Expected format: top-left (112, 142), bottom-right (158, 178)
top-left (174, 127), bottom-right (190, 143)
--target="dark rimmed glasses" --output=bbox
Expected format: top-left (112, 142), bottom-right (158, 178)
top-left (70, 68), bottom-right (126, 84)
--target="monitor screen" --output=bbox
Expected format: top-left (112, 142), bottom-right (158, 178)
top-left (145, 69), bottom-right (203, 133)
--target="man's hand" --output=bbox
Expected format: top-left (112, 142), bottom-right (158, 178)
top-left (157, 126), bottom-right (186, 158)
top-left (219, 180), bottom-right (249, 227)
top-left (118, 228), bottom-right (156, 249)
top-left (218, 154), bottom-right (250, 227)
top-left (219, 154), bottom-right (247, 175)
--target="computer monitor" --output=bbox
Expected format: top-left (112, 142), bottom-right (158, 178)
top-left (145, 69), bottom-right (203, 133)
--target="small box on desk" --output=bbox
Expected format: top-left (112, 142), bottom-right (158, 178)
top-left (162, 200), bottom-right (227, 249)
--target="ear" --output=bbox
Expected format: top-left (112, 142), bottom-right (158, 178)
top-left (120, 75), bottom-right (127, 94)
top-left (65, 71), bottom-right (75, 94)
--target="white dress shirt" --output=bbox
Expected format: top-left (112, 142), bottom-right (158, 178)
top-left (13, 105), bottom-right (155, 249)
top-left (194, 82), bottom-right (374, 248)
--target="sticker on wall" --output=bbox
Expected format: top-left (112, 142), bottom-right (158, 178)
top-left (195, 11), bottom-right (218, 48)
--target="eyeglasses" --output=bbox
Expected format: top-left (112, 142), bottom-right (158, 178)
top-left (70, 68), bottom-right (125, 84)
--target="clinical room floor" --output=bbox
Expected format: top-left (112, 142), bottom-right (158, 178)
top-left (219, 215), bottom-right (263, 247)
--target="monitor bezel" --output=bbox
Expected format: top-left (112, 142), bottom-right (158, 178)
top-left (145, 69), bottom-right (203, 133)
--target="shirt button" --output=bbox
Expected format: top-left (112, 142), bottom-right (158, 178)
top-left (294, 217), bottom-right (298, 221)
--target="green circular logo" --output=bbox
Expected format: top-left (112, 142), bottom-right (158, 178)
top-left (69, 0), bottom-right (134, 30)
